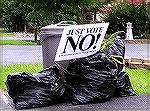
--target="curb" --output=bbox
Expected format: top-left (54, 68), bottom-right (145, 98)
top-left (125, 58), bottom-right (150, 69)
top-left (0, 91), bottom-right (13, 110)
top-left (123, 39), bottom-right (150, 44)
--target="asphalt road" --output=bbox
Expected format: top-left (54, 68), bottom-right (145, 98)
top-left (1, 43), bottom-right (150, 66)
top-left (1, 45), bottom-right (43, 65)
top-left (125, 43), bottom-right (150, 59)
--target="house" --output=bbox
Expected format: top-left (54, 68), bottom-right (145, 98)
top-left (128, 0), bottom-right (150, 4)
top-left (114, 0), bottom-right (150, 3)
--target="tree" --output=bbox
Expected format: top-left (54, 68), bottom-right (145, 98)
top-left (24, 0), bottom-right (112, 24)
top-left (2, 0), bottom-right (112, 38)
top-left (102, 2), bottom-right (149, 37)
top-left (2, 0), bottom-right (31, 32)
top-left (0, 0), bottom-right (6, 27)
top-left (2, 0), bottom-right (112, 29)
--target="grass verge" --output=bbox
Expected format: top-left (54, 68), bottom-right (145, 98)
top-left (126, 68), bottom-right (150, 94)
top-left (0, 33), bottom-right (17, 37)
top-left (0, 40), bottom-right (37, 45)
top-left (0, 63), bottom-right (149, 94)
top-left (0, 63), bottom-right (43, 91)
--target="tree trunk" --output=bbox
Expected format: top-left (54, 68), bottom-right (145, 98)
top-left (94, 11), bottom-right (97, 21)
top-left (34, 26), bottom-right (38, 43)
top-left (84, 11), bottom-right (93, 24)
top-left (24, 20), bottom-right (27, 33)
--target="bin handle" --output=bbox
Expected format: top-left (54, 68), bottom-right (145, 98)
top-left (56, 24), bottom-right (71, 26)
top-left (56, 21), bottom-right (77, 26)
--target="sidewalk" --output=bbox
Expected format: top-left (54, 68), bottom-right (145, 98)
top-left (0, 91), bottom-right (13, 111)
top-left (0, 90), bottom-right (150, 111)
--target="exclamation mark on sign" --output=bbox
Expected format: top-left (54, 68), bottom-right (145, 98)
top-left (93, 33), bottom-right (101, 49)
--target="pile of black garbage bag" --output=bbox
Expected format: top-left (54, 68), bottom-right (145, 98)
top-left (5, 39), bottom-right (136, 110)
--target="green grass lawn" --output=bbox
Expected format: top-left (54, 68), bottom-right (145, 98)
top-left (126, 68), bottom-right (150, 94)
top-left (0, 63), bottom-right (149, 94)
top-left (0, 28), bottom-right (17, 36)
top-left (0, 33), bottom-right (17, 37)
top-left (0, 40), bottom-right (37, 45)
top-left (0, 63), bottom-right (43, 91)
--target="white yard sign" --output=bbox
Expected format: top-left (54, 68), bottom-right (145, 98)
top-left (54, 23), bottom-right (109, 61)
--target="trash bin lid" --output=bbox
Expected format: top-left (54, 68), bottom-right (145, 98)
top-left (40, 21), bottom-right (77, 42)
top-left (40, 24), bottom-right (66, 35)
top-left (40, 21), bottom-right (77, 35)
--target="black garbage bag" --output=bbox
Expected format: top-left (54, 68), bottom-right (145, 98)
top-left (5, 66), bottom-right (65, 109)
top-left (104, 39), bottom-right (125, 73)
top-left (64, 51), bottom-right (118, 105)
top-left (114, 71), bottom-right (136, 97)
top-left (64, 38), bottom-right (136, 105)
top-left (104, 39), bottom-right (136, 97)
top-left (104, 38), bottom-right (125, 58)
top-left (5, 37), bottom-right (136, 109)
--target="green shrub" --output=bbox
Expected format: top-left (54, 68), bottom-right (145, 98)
top-left (102, 3), bottom-right (149, 38)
